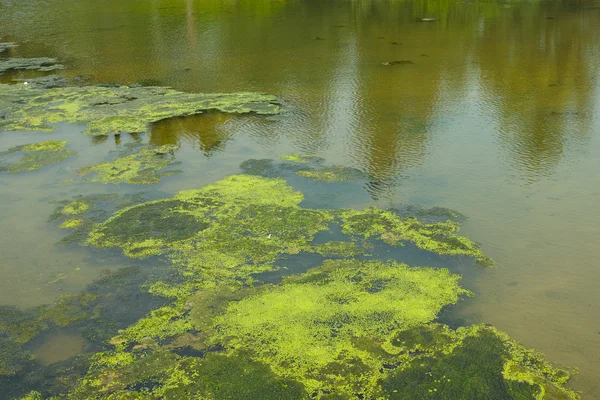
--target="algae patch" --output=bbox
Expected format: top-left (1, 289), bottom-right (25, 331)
top-left (77, 143), bottom-right (181, 184)
top-left (18, 174), bottom-right (577, 399)
top-left (0, 84), bottom-right (280, 135)
top-left (246, 154), bottom-right (369, 183)
top-left (0, 57), bottom-right (65, 74)
top-left (0, 42), bottom-right (17, 53)
top-left (0, 140), bottom-right (76, 173)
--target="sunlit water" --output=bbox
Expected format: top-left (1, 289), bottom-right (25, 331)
top-left (1, 0), bottom-right (600, 398)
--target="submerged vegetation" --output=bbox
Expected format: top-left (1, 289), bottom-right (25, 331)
top-left (77, 143), bottom-right (181, 184)
top-left (0, 140), bottom-right (76, 173)
top-left (243, 154), bottom-right (369, 183)
top-left (0, 84), bottom-right (280, 136)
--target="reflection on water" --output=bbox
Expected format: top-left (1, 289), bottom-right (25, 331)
top-left (2, 0), bottom-right (600, 398)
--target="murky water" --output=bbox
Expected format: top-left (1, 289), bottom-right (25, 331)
top-left (1, 0), bottom-right (600, 398)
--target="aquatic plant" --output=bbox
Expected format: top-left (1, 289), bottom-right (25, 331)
top-left (0, 84), bottom-right (280, 135)
top-left (0, 57), bottom-right (65, 73)
top-left (77, 144), bottom-right (181, 184)
top-left (0, 140), bottom-right (76, 173)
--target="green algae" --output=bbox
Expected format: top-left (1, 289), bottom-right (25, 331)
top-left (49, 193), bottom-right (148, 246)
top-left (340, 206), bottom-right (495, 266)
top-left (0, 84), bottom-right (280, 136)
top-left (203, 259), bottom-right (469, 396)
top-left (0, 42), bottom-right (17, 53)
top-left (12, 75), bottom-right (70, 89)
top-left (70, 351), bottom-right (306, 400)
top-left (382, 324), bottom-right (578, 400)
top-left (242, 156), bottom-right (368, 183)
top-left (77, 144), bottom-right (181, 184)
top-left (86, 175), bottom-right (331, 289)
top-left (0, 335), bottom-right (33, 376)
top-left (296, 165), bottom-right (368, 183)
top-left (0, 306), bottom-right (46, 344)
top-left (22, 174), bottom-right (578, 399)
top-left (0, 57), bottom-right (65, 74)
top-left (0, 140), bottom-right (76, 173)
top-left (280, 153), bottom-right (323, 163)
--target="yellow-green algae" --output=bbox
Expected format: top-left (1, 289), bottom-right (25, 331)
top-left (279, 153), bottom-right (323, 163)
top-left (203, 259), bottom-right (469, 396)
top-left (0, 84), bottom-right (280, 136)
top-left (48, 193), bottom-right (148, 246)
top-left (63, 260), bottom-right (577, 399)
top-left (14, 174), bottom-right (577, 399)
top-left (77, 144), bottom-right (181, 184)
top-left (340, 206), bottom-right (494, 266)
top-left (0, 140), bottom-right (76, 173)
top-left (296, 165), bottom-right (368, 183)
top-left (382, 324), bottom-right (578, 400)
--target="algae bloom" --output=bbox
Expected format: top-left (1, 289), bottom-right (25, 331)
top-left (0, 140), bottom-right (76, 173)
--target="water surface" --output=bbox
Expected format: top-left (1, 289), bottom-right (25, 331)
top-left (1, 0), bottom-right (600, 398)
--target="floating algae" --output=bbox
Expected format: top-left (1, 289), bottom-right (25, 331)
top-left (77, 143), bottom-right (181, 184)
top-left (0, 140), bottom-right (76, 173)
top-left (48, 193), bottom-right (148, 246)
top-left (0, 57), bottom-right (65, 74)
top-left (7, 174), bottom-right (577, 399)
top-left (0, 84), bottom-right (280, 136)
top-left (0, 42), bottom-right (17, 53)
top-left (296, 165), bottom-right (368, 183)
top-left (246, 155), bottom-right (369, 183)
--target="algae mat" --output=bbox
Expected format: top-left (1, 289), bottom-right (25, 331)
top-left (0, 84), bottom-right (280, 136)
top-left (4, 174), bottom-right (577, 400)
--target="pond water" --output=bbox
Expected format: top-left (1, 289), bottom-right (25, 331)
top-left (1, 0), bottom-right (600, 398)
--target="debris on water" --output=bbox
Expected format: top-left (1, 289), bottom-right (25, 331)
top-left (390, 41), bottom-right (402, 45)
top-left (416, 17), bottom-right (437, 22)
top-left (382, 60), bottom-right (415, 66)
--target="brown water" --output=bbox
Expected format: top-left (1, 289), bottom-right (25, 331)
top-left (1, 0), bottom-right (600, 398)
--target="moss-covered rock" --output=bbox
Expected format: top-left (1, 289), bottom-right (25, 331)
top-left (0, 57), bottom-right (65, 74)
top-left (77, 144), bottom-right (181, 184)
top-left (0, 84), bottom-right (280, 135)
top-left (0, 140), bottom-right (76, 173)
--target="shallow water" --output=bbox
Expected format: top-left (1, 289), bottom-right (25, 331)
top-left (1, 0), bottom-right (600, 398)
